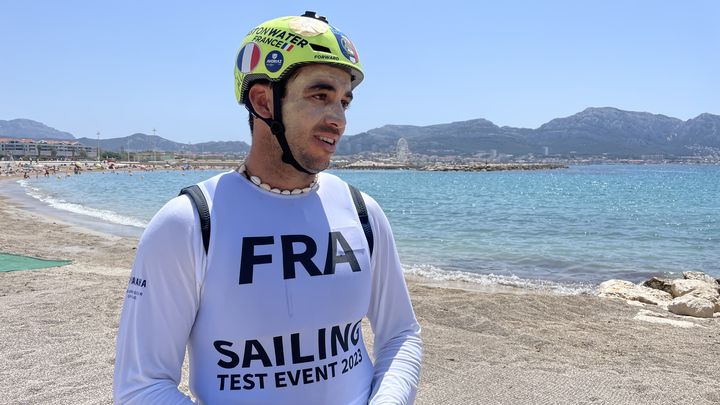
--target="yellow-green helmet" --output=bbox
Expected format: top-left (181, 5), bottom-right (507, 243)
top-left (234, 11), bottom-right (364, 105)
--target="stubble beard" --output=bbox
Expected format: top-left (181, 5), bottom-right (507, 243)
top-left (294, 147), bottom-right (331, 174)
top-left (266, 131), bottom-right (331, 175)
top-left (285, 125), bottom-right (339, 174)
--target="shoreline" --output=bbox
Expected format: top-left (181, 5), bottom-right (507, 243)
top-left (3, 174), bottom-right (597, 294)
top-left (1, 175), bottom-right (145, 238)
top-left (1, 178), bottom-right (720, 403)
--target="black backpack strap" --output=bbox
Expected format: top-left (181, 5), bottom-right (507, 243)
top-left (348, 184), bottom-right (374, 257)
top-left (179, 185), bottom-right (211, 255)
top-left (179, 183), bottom-right (370, 258)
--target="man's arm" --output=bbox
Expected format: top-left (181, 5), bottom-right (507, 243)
top-left (363, 194), bottom-right (423, 404)
top-left (113, 195), bottom-right (204, 404)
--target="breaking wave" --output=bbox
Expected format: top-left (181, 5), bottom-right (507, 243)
top-left (403, 263), bottom-right (595, 295)
top-left (18, 179), bottom-right (148, 229)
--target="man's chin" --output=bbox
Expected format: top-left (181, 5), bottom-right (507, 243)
top-left (296, 158), bottom-right (330, 174)
top-left (309, 161), bottom-right (330, 174)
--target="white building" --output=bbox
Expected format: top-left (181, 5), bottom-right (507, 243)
top-left (0, 138), bottom-right (96, 160)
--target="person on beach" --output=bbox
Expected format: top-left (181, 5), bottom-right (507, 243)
top-left (114, 11), bottom-right (422, 405)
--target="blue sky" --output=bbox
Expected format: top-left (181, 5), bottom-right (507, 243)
top-left (2, 1), bottom-right (718, 144)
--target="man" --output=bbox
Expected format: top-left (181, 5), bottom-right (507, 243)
top-left (114, 11), bottom-right (422, 404)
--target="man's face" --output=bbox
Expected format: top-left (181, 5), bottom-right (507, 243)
top-left (280, 64), bottom-right (353, 173)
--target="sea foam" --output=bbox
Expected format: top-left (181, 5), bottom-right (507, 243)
top-left (404, 263), bottom-right (595, 295)
top-left (18, 179), bottom-right (148, 229)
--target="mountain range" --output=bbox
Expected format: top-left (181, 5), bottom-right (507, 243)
top-left (75, 133), bottom-right (250, 155)
top-left (337, 108), bottom-right (720, 157)
top-left (2, 107), bottom-right (719, 157)
top-left (0, 119), bottom-right (75, 140)
top-left (0, 119), bottom-right (250, 154)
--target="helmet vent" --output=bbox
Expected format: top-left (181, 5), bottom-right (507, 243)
top-left (309, 43), bottom-right (332, 53)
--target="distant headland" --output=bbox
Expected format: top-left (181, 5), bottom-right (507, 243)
top-left (2, 107), bottom-right (719, 165)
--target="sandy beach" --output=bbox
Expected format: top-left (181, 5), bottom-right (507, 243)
top-left (1, 175), bottom-right (719, 405)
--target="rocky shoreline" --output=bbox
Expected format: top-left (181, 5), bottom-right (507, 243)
top-left (598, 271), bottom-right (720, 320)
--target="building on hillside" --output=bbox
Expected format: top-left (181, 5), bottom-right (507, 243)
top-left (0, 138), bottom-right (96, 160)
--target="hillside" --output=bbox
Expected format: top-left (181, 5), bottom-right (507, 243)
top-left (5, 108), bottom-right (719, 158)
top-left (338, 108), bottom-right (720, 157)
top-left (76, 134), bottom-right (250, 154)
top-left (0, 119), bottom-right (75, 140)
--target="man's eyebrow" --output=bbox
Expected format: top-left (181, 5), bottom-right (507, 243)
top-left (307, 82), bottom-right (354, 101)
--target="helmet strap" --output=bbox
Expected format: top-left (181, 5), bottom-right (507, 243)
top-left (246, 82), bottom-right (314, 175)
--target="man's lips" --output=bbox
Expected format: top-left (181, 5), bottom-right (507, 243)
top-left (313, 124), bottom-right (341, 149)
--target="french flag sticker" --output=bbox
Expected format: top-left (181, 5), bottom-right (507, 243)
top-left (237, 42), bottom-right (261, 73)
top-left (281, 43), bottom-right (294, 52)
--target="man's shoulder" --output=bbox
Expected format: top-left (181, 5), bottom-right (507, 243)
top-left (319, 172), bottom-right (383, 214)
top-left (317, 171), bottom-right (344, 186)
top-left (141, 191), bottom-right (198, 246)
top-left (172, 170), bottom-right (239, 221)
top-left (317, 171), bottom-right (367, 193)
top-left (196, 170), bottom-right (239, 193)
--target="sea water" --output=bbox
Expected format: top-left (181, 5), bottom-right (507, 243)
top-left (15, 164), bottom-right (720, 293)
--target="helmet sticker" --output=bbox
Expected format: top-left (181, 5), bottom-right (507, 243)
top-left (288, 16), bottom-right (329, 37)
top-left (247, 26), bottom-right (309, 50)
top-left (237, 42), bottom-right (261, 73)
top-left (331, 28), bottom-right (359, 64)
top-left (265, 50), bottom-right (284, 72)
top-left (340, 36), bottom-right (358, 63)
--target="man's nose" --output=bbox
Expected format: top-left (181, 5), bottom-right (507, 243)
top-left (325, 102), bottom-right (346, 132)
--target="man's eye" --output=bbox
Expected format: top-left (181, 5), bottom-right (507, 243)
top-left (313, 94), bottom-right (327, 101)
top-left (341, 100), bottom-right (351, 110)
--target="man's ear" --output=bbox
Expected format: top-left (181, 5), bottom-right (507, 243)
top-left (247, 84), bottom-right (273, 119)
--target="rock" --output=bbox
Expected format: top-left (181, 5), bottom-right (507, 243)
top-left (683, 271), bottom-right (719, 286)
top-left (667, 295), bottom-right (715, 318)
top-left (670, 279), bottom-right (719, 298)
top-left (597, 279), bottom-right (672, 306)
top-left (643, 277), bottom-right (674, 294)
top-left (690, 290), bottom-right (719, 314)
top-left (670, 280), bottom-right (720, 313)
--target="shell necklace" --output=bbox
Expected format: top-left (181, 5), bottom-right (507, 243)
top-left (237, 164), bottom-right (317, 195)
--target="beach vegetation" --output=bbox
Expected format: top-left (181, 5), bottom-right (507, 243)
top-left (101, 151), bottom-right (122, 160)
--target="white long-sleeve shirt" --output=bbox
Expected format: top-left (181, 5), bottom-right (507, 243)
top-left (114, 171), bottom-right (422, 404)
